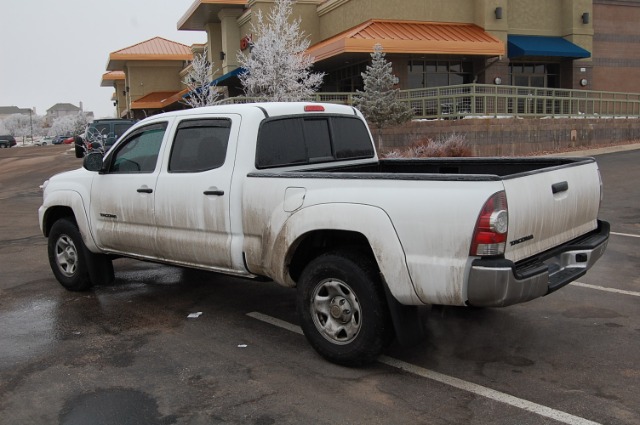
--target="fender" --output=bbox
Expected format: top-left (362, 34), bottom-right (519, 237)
top-left (39, 189), bottom-right (99, 253)
top-left (266, 203), bottom-right (424, 305)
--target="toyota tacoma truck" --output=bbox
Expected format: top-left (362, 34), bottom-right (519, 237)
top-left (39, 103), bottom-right (609, 366)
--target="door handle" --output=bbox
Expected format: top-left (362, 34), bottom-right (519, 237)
top-left (552, 181), bottom-right (569, 194)
top-left (137, 187), bottom-right (153, 194)
top-left (203, 189), bottom-right (225, 196)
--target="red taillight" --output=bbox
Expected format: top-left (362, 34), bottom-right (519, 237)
top-left (304, 105), bottom-right (325, 112)
top-left (470, 191), bottom-right (509, 256)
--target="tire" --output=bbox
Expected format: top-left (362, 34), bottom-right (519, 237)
top-left (48, 219), bottom-right (93, 291)
top-left (297, 250), bottom-right (393, 366)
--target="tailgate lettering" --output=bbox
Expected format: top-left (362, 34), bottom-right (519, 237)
top-left (510, 234), bottom-right (534, 246)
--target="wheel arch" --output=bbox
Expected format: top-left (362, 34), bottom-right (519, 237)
top-left (268, 203), bottom-right (423, 305)
top-left (40, 190), bottom-right (98, 252)
top-left (42, 206), bottom-right (76, 237)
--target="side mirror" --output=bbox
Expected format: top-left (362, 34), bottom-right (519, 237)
top-left (83, 152), bottom-right (104, 172)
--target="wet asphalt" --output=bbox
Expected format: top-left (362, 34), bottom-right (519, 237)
top-left (0, 144), bottom-right (638, 425)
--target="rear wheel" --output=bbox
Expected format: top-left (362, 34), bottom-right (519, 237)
top-left (48, 219), bottom-right (93, 291)
top-left (297, 250), bottom-right (393, 366)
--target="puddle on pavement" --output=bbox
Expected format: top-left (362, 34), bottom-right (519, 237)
top-left (59, 388), bottom-right (175, 425)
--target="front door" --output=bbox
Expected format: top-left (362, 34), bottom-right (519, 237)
top-left (89, 121), bottom-right (168, 257)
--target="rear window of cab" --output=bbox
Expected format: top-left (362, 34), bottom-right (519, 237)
top-left (255, 115), bottom-right (374, 169)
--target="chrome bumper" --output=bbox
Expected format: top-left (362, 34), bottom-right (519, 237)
top-left (466, 220), bottom-right (610, 307)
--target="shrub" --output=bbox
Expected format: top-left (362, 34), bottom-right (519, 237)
top-left (380, 133), bottom-right (472, 158)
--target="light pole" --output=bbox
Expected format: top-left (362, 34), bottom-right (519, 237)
top-left (29, 108), bottom-right (33, 142)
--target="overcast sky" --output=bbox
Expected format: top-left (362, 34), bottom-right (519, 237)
top-left (0, 0), bottom-right (206, 118)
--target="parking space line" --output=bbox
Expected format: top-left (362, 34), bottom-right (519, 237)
top-left (247, 312), bottom-right (602, 425)
top-left (571, 281), bottom-right (640, 297)
top-left (611, 231), bottom-right (640, 239)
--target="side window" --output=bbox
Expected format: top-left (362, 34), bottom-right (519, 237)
top-left (108, 122), bottom-right (167, 174)
top-left (114, 123), bottom-right (134, 139)
top-left (302, 119), bottom-right (332, 162)
top-left (331, 117), bottom-right (375, 159)
top-left (256, 118), bottom-right (306, 168)
top-left (94, 124), bottom-right (110, 136)
top-left (168, 119), bottom-right (231, 172)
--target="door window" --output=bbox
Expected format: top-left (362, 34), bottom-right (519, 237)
top-left (108, 122), bottom-right (167, 174)
top-left (168, 119), bottom-right (231, 172)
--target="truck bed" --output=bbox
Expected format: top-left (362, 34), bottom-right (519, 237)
top-left (249, 157), bottom-right (595, 181)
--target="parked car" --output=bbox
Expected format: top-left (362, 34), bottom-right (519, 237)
top-left (0, 134), bottom-right (18, 148)
top-left (84, 119), bottom-right (136, 152)
top-left (52, 135), bottom-right (69, 145)
top-left (0, 135), bottom-right (17, 148)
top-left (36, 136), bottom-right (54, 146)
top-left (73, 136), bottom-right (104, 158)
top-left (63, 136), bottom-right (75, 144)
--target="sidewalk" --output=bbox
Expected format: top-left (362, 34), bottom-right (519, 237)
top-left (544, 142), bottom-right (640, 157)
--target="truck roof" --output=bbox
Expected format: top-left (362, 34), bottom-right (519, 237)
top-left (149, 102), bottom-right (361, 120)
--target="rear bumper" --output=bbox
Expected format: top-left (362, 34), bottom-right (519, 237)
top-left (466, 220), bottom-right (610, 307)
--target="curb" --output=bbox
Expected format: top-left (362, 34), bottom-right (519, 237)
top-left (544, 143), bottom-right (640, 157)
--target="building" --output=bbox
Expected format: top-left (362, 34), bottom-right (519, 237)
top-left (592, 0), bottom-right (640, 93)
top-left (100, 71), bottom-right (126, 117)
top-left (173, 0), bottom-right (640, 94)
top-left (105, 37), bottom-right (194, 119)
top-left (0, 106), bottom-right (34, 120)
top-left (177, 0), bottom-right (604, 96)
top-left (45, 103), bottom-right (90, 125)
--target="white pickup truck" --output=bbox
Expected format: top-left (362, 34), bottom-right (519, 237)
top-left (39, 103), bottom-right (609, 366)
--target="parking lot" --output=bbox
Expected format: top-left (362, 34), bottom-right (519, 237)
top-left (0, 144), bottom-right (638, 425)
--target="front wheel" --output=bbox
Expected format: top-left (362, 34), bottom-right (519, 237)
top-left (297, 250), bottom-right (393, 366)
top-left (48, 219), bottom-right (93, 291)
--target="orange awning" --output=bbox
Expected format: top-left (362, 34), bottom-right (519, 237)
top-left (307, 20), bottom-right (505, 61)
top-left (130, 89), bottom-right (188, 110)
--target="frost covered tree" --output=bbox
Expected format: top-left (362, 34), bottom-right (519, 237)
top-left (182, 47), bottom-right (221, 108)
top-left (238, 0), bottom-right (324, 101)
top-left (49, 112), bottom-right (89, 137)
top-left (2, 114), bottom-right (31, 138)
top-left (354, 44), bottom-right (413, 148)
top-left (2, 113), bottom-right (44, 141)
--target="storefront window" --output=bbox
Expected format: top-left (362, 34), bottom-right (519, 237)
top-left (407, 58), bottom-right (472, 88)
top-left (509, 63), bottom-right (559, 88)
top-left (322, 62), bottom-right (368, 92)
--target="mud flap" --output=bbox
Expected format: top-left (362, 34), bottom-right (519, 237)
top-left (382, 278), bottom-right (427, 346)
top-left (84, 247), bottom-right (115, 286)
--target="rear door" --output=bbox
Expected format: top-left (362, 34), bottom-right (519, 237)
top-left (153, 115), bottom-right (239, 270)
top-left (502, 160), bottom-right (601, 262)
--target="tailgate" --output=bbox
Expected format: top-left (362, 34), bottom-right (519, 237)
top-left (503, 160), bottom-right (601, 263)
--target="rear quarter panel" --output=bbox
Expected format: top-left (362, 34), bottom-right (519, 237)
top-left (242, 175), bottom-right (503, 306)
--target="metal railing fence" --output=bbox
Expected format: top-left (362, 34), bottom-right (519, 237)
top-left (215, 84), bottom-right (640, 119)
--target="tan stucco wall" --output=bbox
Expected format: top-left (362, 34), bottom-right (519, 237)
top-left (114, 81), bottom-right (127, 118)
top-left (316, 0), bottom-right (476, 41)
top-left (125, 62), bottom-right (185, 102)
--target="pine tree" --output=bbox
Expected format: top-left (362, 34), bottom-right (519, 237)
top-left (354, 44), bottom-right (413, 147)
top-left (182, 47), bottom-right (221, 108)
top-left (238, 0), bottom-right (324, 101)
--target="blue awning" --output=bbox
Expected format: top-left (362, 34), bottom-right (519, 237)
top-left (211, 67), bottom-right (245, 85)
top-left (508, 35), bottom-right (590, 59)
top-left (183, 67), bottom-right (246, 99)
